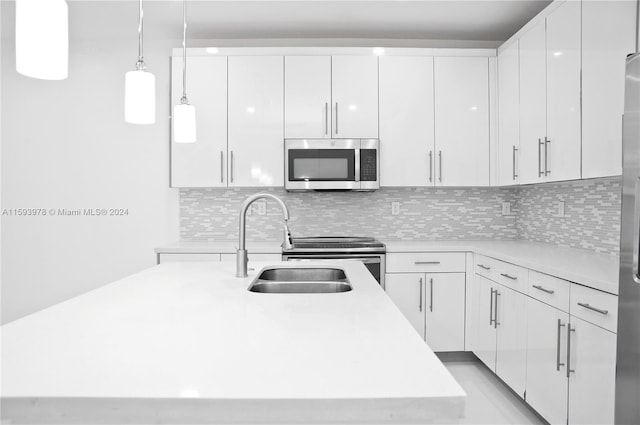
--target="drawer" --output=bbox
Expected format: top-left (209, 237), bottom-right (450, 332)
top-left (386, 252), bottom-right (466, 273)
top-left (220, 253), bottom-right (282, 262)
top-left (158, 253), bottom-right (221, 263)
top-left (475, 255), bottom-right (528, 293)
top-left (570, 283), bottom-right (618, 332)
top-left (528, 271), bottom-right (571, 312)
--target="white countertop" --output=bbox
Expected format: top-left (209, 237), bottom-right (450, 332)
top-left (1, 261), bottom-right (466, 424)
top-left (382, 240), bottom-right (619, 295)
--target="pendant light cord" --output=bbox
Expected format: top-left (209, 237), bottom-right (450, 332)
top-left (137, 0), bottom-right (144, 69)
top-left (181, 0), bottom-right (188, 104)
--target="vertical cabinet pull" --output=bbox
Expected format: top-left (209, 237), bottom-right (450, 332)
top-left (567, 324), bottom-right (576, 378)
top-left (545, 138), bottom-right (551, 176)
top-left (538, 138), bottom-right (544, 177)
top-left (324, 102), bottom-right (329, 135)
top-left (335, 103), bottom-right (339, 135)
top-left (220, 151), bottom-right (224, 183)
top-left (419, 277), bottom-right (423, 312)
top-left (429, 278), bottom-right (434, 312)
top-left (230, 150), bottom-right (234, 183)
top-left (489, 288), bottom-right (495, 325)
top-left (429, 151), bottom-right (433, 183)
top-left (556, 319), bottom-right (566, 371)
top-left (494, 290), bottom-right (500, 328)
top-left (438, 151), bottom-right (443, 183)
top-left (512, 146), bottom-right (518, 180)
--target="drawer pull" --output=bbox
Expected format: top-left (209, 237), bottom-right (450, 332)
top-left (415, 261), bottom-right (441, 265)
top-left (477, 264), bottom-right (491, 270)
top-left (500, 273), bottom-right (518, 281)
top-left (532, 285), bottom-right (555, 295)
top-left (577, 302), bottom-right (609, 315)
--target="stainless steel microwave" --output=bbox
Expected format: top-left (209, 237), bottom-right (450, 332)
top-left (284, 139), bottom-right (380, 191)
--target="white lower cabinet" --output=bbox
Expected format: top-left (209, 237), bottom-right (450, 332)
top-left (475, 276), bottom-right (498, 368)
top-left (385, 268), bottom-right (465, 352)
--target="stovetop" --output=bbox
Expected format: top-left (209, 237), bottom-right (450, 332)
top-left (284, 237), bottom-right (386, 253)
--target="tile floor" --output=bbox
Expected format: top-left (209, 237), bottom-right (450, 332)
top-left (443, 358), bottom-right (545, 425)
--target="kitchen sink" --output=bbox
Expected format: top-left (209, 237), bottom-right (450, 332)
top-left (248, 267), bottom-right (352, 293)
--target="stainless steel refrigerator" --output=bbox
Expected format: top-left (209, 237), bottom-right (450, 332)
top-left (616, 51), bottom-right (640, 425)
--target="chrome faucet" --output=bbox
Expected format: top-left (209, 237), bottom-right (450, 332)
top-left (237, 193), bottom-right (293, 278)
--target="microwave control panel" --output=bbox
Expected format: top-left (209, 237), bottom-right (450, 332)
top-left (360, 149), bottom-right (378, 182)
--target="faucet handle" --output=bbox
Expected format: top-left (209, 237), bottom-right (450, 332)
top-left (282, 222), bottom-right (293, 250)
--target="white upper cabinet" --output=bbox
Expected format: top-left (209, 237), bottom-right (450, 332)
top-left (379, 56), bottom-right (435, 187)
top-left (284, 56), bottom-right (332, 139)
top-left (331, 56), bottom-right (379, 139)
top-left (434, 57), bottom-right (490, 187)
top-left (497, 41), bottom-right (520, 186)
top-left (170, 56), bottom-right (228, 188)
top-left (581, 0), bottom-right (636, 179)
top-left (545, 0), bottom-right (581, 183)
top-left (228, 56), bottom-right (284, 187)
top-left (518, 20), bottom-right (547, 185)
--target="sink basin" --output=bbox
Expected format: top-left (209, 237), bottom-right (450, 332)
top-left (248, 267), bottom-right (352, 293)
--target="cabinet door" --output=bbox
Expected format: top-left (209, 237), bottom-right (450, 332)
top-left (171, 56), bottom-right (227, 188)
top-left (425, 273), bottom-right (465, 352)
top-left (331, 56), bottom-right (379, 139)
top-left (475, 276), bottom-right (497, 370)
top-left (434, 57), bottom-right (489, 186)
top-left (525, 298), bottom-right (569, 425)
top-left (495, 285), bottom-right (527, 397)
top-left (519, 20), bottom-right (547, 185)
top-left (228, 56), bottom-right (284, 187)
top-left (385, 273), bottom-right (425, 339)
top-left (581, 0), bottom-right (636, 179)
top-left (379, 56), bottom-right (435, 187)
top-left (497, 41), bottom-right (520, 186)
top-left (567, 317), bottom-right (617, 425)
top-left (545, 0), bottom-right (581, 182)
top-left (284, 56), bottom-right (331, 139)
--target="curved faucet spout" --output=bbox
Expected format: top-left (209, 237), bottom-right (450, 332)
top-left (237, 193), bottom-right (293, 277)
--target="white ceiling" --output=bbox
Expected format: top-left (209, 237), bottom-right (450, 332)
top-left (1, 0), bottom-right (553, 45)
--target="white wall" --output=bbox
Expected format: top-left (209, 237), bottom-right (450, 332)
top-left (1, 32), bottom-right (179, 323)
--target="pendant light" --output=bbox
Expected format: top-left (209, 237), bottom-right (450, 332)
top-left (173, 0), bottom-right (197, 144)
top-left (124, 0), bottom-right (156, 124)
top-left (15, 0), bottom-right (68, 80)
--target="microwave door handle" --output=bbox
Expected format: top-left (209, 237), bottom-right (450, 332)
top-left (354, 149), bottom-right (360, 182)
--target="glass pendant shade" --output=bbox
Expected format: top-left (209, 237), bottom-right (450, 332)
top-left (124, 69), bottom-right (156, 124)
top-left (15, 0), bottom-right (69, 80)
top-left (173, 103), bottom-right (197, 143)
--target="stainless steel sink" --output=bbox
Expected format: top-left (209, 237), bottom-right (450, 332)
top-left (248, 267), bottom-right (352, 293)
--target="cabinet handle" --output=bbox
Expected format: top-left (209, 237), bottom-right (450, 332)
top-left (538, 138), bottom-right (544, 177)
top-left (438, 150), bottom-right (443, 183)
top-left (429, 151), bottom-right (433, 183)
top-left (556, 319), bottom-right (566, 371)
top-left (545, 138), bottom-right (551, 176)
top-left (419, 277), bottom-right (423, 312)
top-left (230, 150), bottom-right (234, 183)
top-left (335, 102), bottom-right (339, 135)
top-left (512, 146), bottom-right (518, 180)
top-left (577, 302), bottom-right (608, 315)
top-left (324, 102), bottom-right (329, 135)
top-left (489, 288), bottom-right (495, 325)
top-left (415, 261), bottom-right (440, 265)
top-left (494, 290), bottom-right (500, 328)
top-left (500, 273), bottom-right (518, 281)
top-left (429, 278), bottom-right (434, 312)
top-left (532, 284), bottom-right (554, 295)
top-left (220, 151), bottom-right (224, 183)
top-left (477, 264), bottom-right (491, 270)
top-left (567, 324), bottom-right (576, 378)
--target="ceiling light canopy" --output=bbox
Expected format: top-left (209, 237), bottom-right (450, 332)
top-left (15, 0), bottom-right (69, 80)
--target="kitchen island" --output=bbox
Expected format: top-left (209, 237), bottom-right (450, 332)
top-left (1, 260), bottom-right (465, 424)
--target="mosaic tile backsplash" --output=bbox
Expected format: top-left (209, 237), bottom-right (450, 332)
top-left (180, 177), bottom-right (622, 256)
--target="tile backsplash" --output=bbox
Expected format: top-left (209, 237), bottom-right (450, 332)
top-left (180, 177), bottom-right (622, 256)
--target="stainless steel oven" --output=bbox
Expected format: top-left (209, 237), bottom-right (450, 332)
top-left (282, 237), bottom-right (386, 287)
top-left (285, 139), bottom-right (379, 191)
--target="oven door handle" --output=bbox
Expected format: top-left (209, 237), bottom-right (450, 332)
top-left (284, 256), bottom-right (381, 264)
